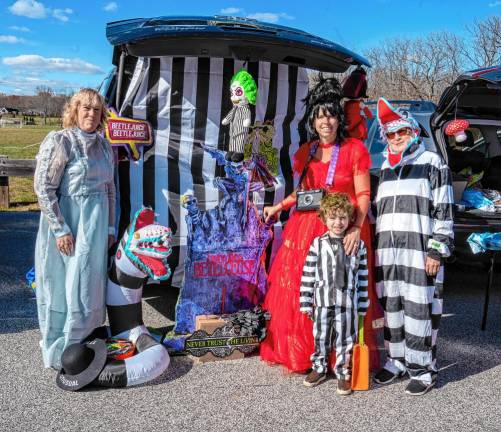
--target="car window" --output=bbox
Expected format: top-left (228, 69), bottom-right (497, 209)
top-left (367, 122), bottom-right (387, 155)
top-left (446, 127), bottom-right (488, 156)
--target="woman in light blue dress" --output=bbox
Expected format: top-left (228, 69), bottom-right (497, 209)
top-left (34, 88), bottom-right (115, 369)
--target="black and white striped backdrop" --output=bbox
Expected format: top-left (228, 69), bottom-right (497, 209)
top-left (116, 56), bottom-right (309, 287)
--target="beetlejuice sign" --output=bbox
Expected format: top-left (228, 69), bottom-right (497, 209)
top-left (105, 108), bottom-right (153, 161)
top-left (173, 147), bottom-right (274, 334)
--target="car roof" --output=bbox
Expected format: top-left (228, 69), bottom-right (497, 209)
top-left (432, 65), bottom-right (501, 124)
top-left (455, 65), bottom-right (501, 82)
top-left (106, 15), bottom-right (370, 73)
top-left (365, 99), bottom-right (437, 113)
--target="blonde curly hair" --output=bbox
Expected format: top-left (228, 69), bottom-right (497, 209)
top-left (62, 88), bottom-right (107, 131)
top-left (318, 192), bottom-right (354, 222)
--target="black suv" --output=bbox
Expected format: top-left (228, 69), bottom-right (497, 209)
top-left (365, 68), bottom-right (501, 261)
top-left (430, 66), bottom-right (501, 258)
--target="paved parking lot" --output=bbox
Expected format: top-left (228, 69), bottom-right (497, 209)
top-left (1, 212), bottom-right (501, 432)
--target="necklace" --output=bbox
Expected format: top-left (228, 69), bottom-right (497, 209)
top-left (318, 141), bottom-right (335, 149)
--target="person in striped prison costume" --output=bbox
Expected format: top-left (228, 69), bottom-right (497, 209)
top-left (373, 98), bottom-right (454, 396)
top-left (221, 69), bottom-right (257, 163)
top-left (299, 193), bottom-right (369, 395)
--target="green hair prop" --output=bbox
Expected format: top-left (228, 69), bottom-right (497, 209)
top-left (231, 69), bottom-right (257, 105)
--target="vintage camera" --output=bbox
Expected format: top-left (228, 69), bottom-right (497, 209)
top-left (296, 189), bottom-right (325, 212)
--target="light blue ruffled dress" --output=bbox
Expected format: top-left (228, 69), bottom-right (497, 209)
top-left (34, 127), bottom-right (115, 369)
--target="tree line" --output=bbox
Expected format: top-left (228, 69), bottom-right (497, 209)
top-left (364, 16), bottom-right (500, 102)
top-left (0, 86), bottom-right (71, 122)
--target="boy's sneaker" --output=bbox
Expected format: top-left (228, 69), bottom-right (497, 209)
top-left (373, 368), bottom-right (404, 385)
top-left (405, 378), bottom-right (436, 396)
top-left (336, 379), bottom-right (352, 396)
top-left (303, 370), bottom-right (326, 387)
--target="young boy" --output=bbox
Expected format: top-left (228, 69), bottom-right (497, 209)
top-left (300, 192), bottom-right (369, 395)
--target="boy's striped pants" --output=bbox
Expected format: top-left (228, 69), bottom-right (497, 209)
top-left (311, 305), bottom-right (356, 379)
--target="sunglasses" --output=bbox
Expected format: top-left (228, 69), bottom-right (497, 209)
top-left (386, 128), bottom-right (411, 139)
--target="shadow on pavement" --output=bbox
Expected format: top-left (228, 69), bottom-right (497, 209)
top-left (79, 355), bottom-right (195, 392)
top-left (0, 212), bottom-right (40, 334)
top-left (434, 261), bottom-right (501, 387)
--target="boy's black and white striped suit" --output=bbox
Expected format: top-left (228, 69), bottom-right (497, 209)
top-left (300, 233), bottom-right (369, 378)
top-left (222, 104), bottom-right (251, 154)
top-left (375, 142), bottom-right (454, 385)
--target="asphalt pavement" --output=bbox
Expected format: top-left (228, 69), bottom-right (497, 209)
top-left (1, 212), bottom-right (501, 432)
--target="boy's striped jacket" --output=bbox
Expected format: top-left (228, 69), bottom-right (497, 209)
top-left (299, 233), bottom-right (369, 315)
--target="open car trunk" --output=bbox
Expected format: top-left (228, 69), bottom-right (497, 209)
top-left (104, 16), bottom-right (370, 287)
top-left (431, 66), bottom-right (501, 252)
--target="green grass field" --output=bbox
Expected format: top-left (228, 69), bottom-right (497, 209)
top-left (0, 118), bottom-right (60, 211)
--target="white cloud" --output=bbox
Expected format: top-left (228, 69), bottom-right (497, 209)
top-left (3, 55), bottom-right (104, 74)
top-left (9, 26), bottom-right (30, 32)
top-left (488, 0), bottom-right (501, 6)
top-left (246, 12), bottom-right (294, 23)
top-left (103, 2), bottom-right (118, 11)
top-left (0, 35), bottom-right (26, 44)
top-left (52, 8), bottom-right (73, 22)
top-left (8, 0), bottom-right (47, 18)
top-left (0, 75), bottom-right (93, 95)
top-left (220, 7), bottom-right (241, 14)
top-left (9, 1), bottom-right (73, 22)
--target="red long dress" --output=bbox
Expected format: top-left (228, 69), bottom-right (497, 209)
top-left (260, 137), bottom-right (382, 373)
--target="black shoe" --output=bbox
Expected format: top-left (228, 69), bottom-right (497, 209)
top-left (303, 370), bottom-right (326, 387)
top-left (405, 378), bottom-right (436, 396)
top-left (373, 368), bottom-right (404, 385)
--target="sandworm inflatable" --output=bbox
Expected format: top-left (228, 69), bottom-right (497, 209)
top-left (95, 208), bottom-right (172, 387)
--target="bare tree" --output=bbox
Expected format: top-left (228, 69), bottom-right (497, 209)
top-left (464, 16), bottom-right (501, 67)
top-left (364, 31), bottom-right (465, 102)
top-left (362, 15), bottom-right (499, 102)
top-left (35, 85), bottom-right (55, 124)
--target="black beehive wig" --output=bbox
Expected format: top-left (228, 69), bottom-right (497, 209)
top-left (303, 75), bottom-right (346, 141)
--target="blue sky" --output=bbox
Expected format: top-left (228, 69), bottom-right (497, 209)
top-left (1, 0), bottom-right (499, 95)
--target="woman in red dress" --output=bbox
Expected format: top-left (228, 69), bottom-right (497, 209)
top-left (261, 77), bottom-right (381, 373)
